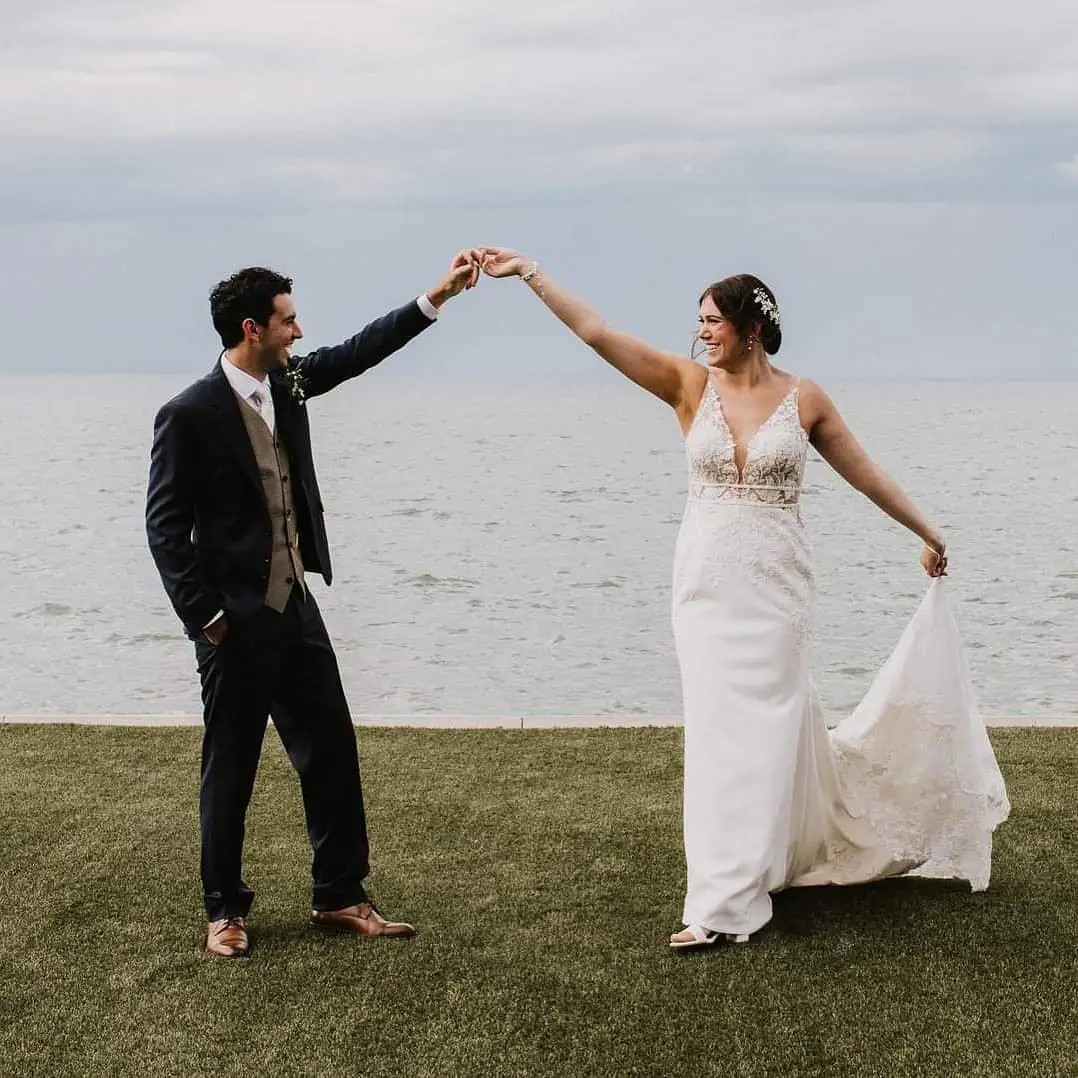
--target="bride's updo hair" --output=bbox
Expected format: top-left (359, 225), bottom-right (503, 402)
top-left (699, 274), bottom-right (782, 355)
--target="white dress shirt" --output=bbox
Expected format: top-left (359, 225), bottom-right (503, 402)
top-left (221, 355), bottom-right (275, 432)
top-left (415, 293), bottom-right (440, 321)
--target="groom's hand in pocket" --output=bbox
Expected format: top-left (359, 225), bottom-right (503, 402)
top-left (203, 616), bottom-right (229, 646)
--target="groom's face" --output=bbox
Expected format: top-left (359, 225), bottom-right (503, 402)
top-left (256, 293), bottom-right (304, 371)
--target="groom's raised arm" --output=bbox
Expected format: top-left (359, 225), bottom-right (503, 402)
top-left (146, 401), bottom-right (221, 637)
top-left (291, 299), bottom-right (437, 400)
top-left (291, 250), bottom-right (481, 399)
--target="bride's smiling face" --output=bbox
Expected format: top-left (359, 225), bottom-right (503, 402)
top-left (696, 294), bottom-right (742, 367)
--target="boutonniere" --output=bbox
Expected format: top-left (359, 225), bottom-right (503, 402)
top-left (285, 364), bottom-right (309, 406)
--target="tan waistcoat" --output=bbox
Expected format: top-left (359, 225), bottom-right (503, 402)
top-left (236, 393), bottom-right (306, 612)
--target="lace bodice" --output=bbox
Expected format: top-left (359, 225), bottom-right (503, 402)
top-left (685, 379), bottom-right (808, 507)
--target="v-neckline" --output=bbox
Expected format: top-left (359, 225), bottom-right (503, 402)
top-left (710, 379), bottom-right (797, 480)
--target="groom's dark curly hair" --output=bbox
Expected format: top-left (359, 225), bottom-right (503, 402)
top-left (210, 267), bottom-right (293, 348)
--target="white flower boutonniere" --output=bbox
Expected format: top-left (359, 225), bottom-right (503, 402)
top-left (285, 365), bottom-right (309, 406)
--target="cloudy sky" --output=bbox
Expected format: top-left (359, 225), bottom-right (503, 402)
top-left (3, 0), bottom-right (1076, 378)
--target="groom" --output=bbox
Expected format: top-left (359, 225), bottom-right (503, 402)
top-left (146, 252), bottom-right (479, 957)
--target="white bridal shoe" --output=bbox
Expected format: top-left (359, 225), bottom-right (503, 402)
top-left (669, 925), bottom-right (750, 950)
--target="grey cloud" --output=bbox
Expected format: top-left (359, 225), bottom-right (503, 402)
top-left (2, 0), bottom-right (1076, 378)
top-left (5, 0), bottom-right (1077, 191)
top-left (2, 115), bottom-right (1073, 230)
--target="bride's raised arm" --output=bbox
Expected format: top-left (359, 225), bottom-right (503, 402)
top-left (799, 379), bottom-right (948, 576)
top-left (480, 247), bottom-right (705, 424)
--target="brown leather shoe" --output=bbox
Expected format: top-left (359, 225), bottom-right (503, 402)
top-left (309, 902), bottom-right (417, 939)
top-left (206, 916), bottom-right (249, 957)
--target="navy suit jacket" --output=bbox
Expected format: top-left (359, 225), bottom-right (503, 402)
top-left (146, 299), bottom-right (433, 639)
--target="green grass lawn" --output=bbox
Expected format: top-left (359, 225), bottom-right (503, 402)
top-left (1, 726), bottom-right (1075, 1078)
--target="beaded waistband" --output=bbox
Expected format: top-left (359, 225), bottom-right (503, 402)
top-left (687, 480), bottom-right (800, 507)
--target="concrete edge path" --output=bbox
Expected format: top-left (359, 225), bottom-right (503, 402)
top-left (1, 713), bottom-right (1076, 729)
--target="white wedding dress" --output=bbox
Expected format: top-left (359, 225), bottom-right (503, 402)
top-left (672, 375), bottom-right (1010, 938)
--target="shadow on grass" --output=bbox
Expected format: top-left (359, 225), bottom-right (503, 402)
top-left (772, 875), bottom-right (972, 936)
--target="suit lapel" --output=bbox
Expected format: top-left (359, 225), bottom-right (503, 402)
top-left (269, 373), bottom-right (309, 472)
top-left (268, 374), bottom-right (293, 445)
top-left (206, 362), bottom-right (263, 496)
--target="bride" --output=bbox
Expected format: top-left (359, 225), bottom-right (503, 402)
top-left (479, 248), bottom-right (1010, 949)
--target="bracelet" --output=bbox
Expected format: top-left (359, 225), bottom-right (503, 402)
top-left (520, 261), bottom-right (545, 299)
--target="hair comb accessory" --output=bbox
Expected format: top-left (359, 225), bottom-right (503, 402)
top-left (753, 287), bottom-right (781, 327)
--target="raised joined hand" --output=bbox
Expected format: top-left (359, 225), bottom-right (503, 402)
top-left (428, 248), bottom-right (484, 307)
top-left (479, 247), bottom-right (530, 279)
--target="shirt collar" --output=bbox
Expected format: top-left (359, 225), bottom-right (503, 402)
top-left (220, 353), bottom-right (269, 401)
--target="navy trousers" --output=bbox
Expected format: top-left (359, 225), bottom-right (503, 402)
top-left (194, 588), bottom-right (370, 920)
